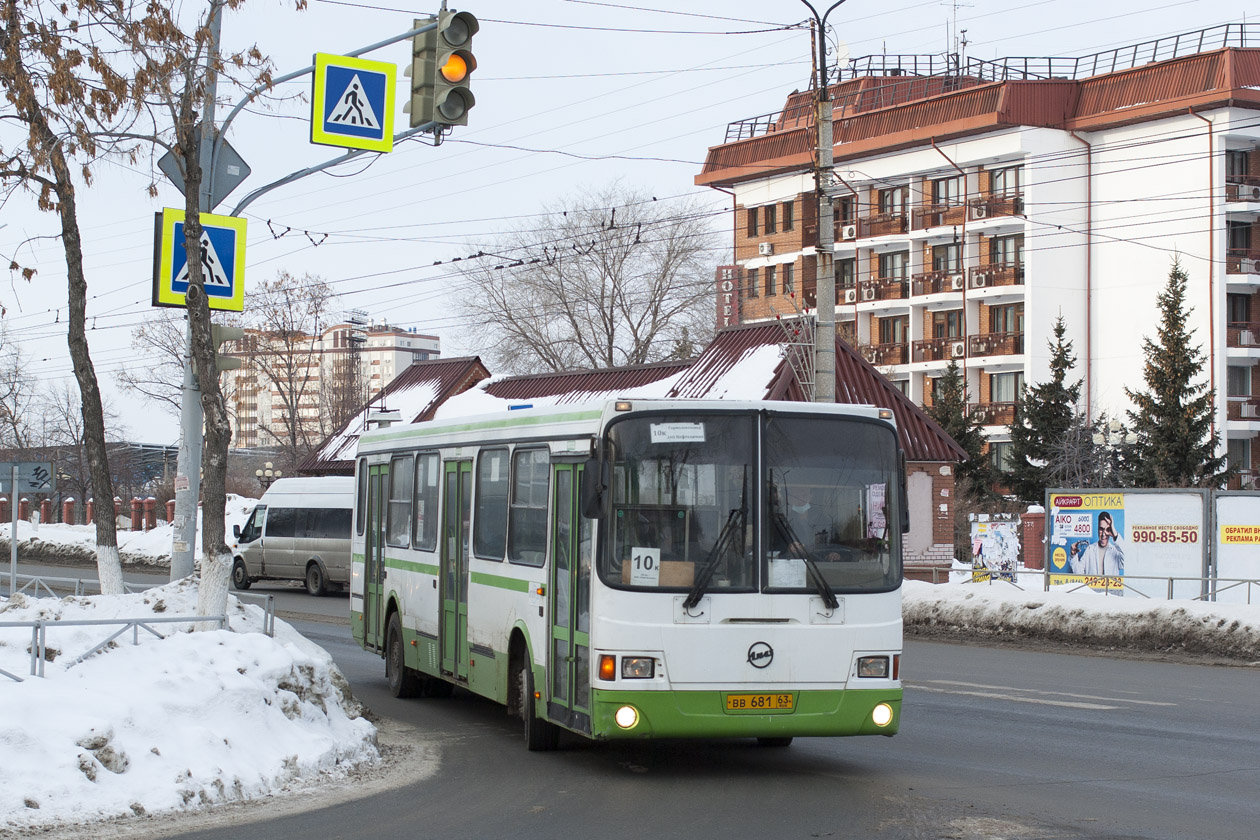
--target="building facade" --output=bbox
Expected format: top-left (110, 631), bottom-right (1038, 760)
top-left (697, 25), bottom-right (1260, 489)
top-left (226, 321), bottom-right (440, 451)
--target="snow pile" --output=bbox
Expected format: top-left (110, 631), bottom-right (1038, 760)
top-left (0, 495), bottom-right (257, 566)
top-left (0, 579), bottom-right (378, 832)
top-left (903, 579), bottom-right (1260, 661)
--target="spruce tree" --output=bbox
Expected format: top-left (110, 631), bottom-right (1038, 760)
top-left (1007, 316), bottom-right (1082, 504)
top-left (1125, 261), bottom-right (1229, 488)
top-left (926, 359), bottom-right (994, 502)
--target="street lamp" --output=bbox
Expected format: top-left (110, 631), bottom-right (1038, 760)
top-left (1092, 420), bottom-right (1136, 486)
top-left (798, 0), bottom-right (852, 403)
top-left (256, 462), bottom-right (282, 490)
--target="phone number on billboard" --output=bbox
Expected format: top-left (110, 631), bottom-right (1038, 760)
top-left (1130, 526), bottom-right (1198, 544)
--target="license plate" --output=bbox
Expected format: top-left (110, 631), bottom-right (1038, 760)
top-left (725, 693), bottom-right (795, 711)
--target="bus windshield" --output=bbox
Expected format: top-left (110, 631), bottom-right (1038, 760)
top-left (598, 411), bottom-right (901, 595)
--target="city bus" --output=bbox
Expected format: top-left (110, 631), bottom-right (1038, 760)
top-left (351, 398), bottom-right (905, 750)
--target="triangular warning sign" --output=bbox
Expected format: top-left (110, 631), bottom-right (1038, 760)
top-left (175, 231), bottom-right (232, 289)
top-left (327, 74), bottom-right (381, 130)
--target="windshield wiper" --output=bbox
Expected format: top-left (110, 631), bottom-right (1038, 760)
top-left (772, 511), bottom-right (840, 610)
top-left (683, 507), bottom-right (744, 610)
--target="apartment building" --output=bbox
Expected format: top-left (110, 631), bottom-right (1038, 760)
top-left (698, 24), bottom-right (1260, 489)
top-left (227, 321), bottom-right (440, 450)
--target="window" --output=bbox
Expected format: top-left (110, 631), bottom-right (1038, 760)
top-left (1228, 221), bottom-right (1251, 252)
top-left (878, 251), bottom-right (908, 279)
top-left (991, 234), bottom-right (1024, 266)
top-left (932, 176), bottom-right (962, 205)
top-left (836, 258), bottom-right (856, 287)
top-left (1227, 293), bottom-right (1251, 324)
top-left (991, 165), bottom-right (1022, 196)
top-left (765, 265), bottom-right (777, 296)
top-left (1228, 365), bottom-right (1252, 398)
top-left (474, 448), bottom-right (510, 560)
top-left (308, 508), bottom-right (352, 540)
top-left (782, 200), bottom-right (794, 231)
top-left (746, 206), bottom-right (758, 237)
top-left (386, 455), bottom-right (413, 547)
top-left (1227, 438), bottom-right (1251, 474)
top-left (889, 379), bottom-right (909, 395)
top-left (878, 186), bottom-right (906, 215)
top-left (1226, 150), bottom-right (1249, 180)
top-left (763, 203), bottom-right (777, 234)
top-left (356, 460), bottom-right (366, 535)
top-left (746, 268), bottom-right (759, 298)
top-left (508, 448), bottom-right (549, 566)
top-left (835, 196), bottom-right (854, 223)
top-left (782, 263), bottom-right (794, 293)
top-left (413, 452), bottom-right (440, 551)
top-left (989, 441), bottom-right (1014, 473)
top-left (989, 303), bottom-right (1024, 334)
top-left (878, 316), bottom-right (907, 344)
top-left (239, 506), bottom-right (266, 543)
top-left (932, 242), bottom-right (961, 272)
top-left (932, 310), bottom-right (963, 338)
top-left (989, 371), bottom-right (1024, 403)
top-left (265, 507), bottom-right (297, 539)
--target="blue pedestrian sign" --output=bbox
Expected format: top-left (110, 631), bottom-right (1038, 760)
top-left (152, 209), bottom-right (247, 312)
top-left (311, 53), bottom-right (396, 153)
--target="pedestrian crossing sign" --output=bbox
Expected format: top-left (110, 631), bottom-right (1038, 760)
top-left (152, 208), bottom-right (247, 312)
top-left (311, 53), bottom-right (396, 153)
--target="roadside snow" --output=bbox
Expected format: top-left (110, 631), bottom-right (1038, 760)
top-left (0, 580), bottom-right (377, 834)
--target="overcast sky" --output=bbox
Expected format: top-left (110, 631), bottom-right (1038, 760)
top-left (0, 0), bottom-right (1247, 443)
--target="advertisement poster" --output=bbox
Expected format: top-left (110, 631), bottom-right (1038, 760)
top-left (971, 519), bottom-right (1020, 582)
top-left (1048, 493), bottom-right (1126, 591)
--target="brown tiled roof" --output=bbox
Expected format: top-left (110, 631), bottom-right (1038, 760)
top-left (297, 356), bottom-right (489, 476)
top-left (669, 322), bottom-right (966, 463)
top-left (483, 359), bottom-right (694, 403)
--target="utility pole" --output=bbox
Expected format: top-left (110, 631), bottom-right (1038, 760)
top-left (799, 1), bottom-right (850, 404)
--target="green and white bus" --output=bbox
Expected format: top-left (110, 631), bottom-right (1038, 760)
top-left (351, 398), bottom-right (905, 749)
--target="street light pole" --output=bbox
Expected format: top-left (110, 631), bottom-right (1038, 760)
top-left (798, 1), bottom-right (850, 404)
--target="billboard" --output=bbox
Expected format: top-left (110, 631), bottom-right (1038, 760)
top-left (1047, 490), bottom-right (1208, 598)
top-left (1212, 492), bottom-right (1260, 604)
top-left (970, 518), bottom-right (1019, 582)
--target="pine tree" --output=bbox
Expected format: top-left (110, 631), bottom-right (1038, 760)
top-left (1125, 261), bottom-right (1230, 488)
top-left (926, 359), bottom-right (994, 502)
top-left (1006, 316), bottom-right (1082, 504)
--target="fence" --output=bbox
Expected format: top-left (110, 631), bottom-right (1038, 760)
top-left (905, 564), bottom-right (1260, 605)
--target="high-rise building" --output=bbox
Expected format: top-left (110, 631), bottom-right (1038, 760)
top-left (696, 24), bottom-right (1260, 488)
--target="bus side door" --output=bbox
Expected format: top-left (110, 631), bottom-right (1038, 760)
top-left (363, 464), bottom-right (388, 651)
top-left (548, 462), bottom-right (592, 733)
top-left (441, 460), bottom-right (472, 680)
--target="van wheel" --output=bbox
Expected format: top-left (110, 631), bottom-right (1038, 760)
top-left (386, 613), bottom-right (421, 699)
top-left (304, 562), bottom-right (328, 597)
top-left (231, 559), bottom-right (251, 591)
top-left (519, 661), bottom-right (559, 751)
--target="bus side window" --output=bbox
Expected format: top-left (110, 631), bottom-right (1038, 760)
top-left (387, 455), bottom-right (414, 548)
top-left (474, 448), bottom-right (509, 560)
top-left (508, 448), bottom-right (548, 566)
top-left (413, 453), bottom-right (440, 551)
top-left (355, 459), bottom-right (367, 536)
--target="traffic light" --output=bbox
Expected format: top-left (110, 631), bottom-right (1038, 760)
top-left (211, 324), bottom-right (245, 372)
top-left (405, 10), bottom-right (478, 129)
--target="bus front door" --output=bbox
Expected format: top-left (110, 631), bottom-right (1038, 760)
top-left (548, 463), bottom-right (591, 733)
top-left (364, 464), bottom-right (388, 651)
top-left (441, 460), bottom-right (472, 681)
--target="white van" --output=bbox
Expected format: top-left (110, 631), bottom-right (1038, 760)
top-left (231, 476), bottom-right (354, 596)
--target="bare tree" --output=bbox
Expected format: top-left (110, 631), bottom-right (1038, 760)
top-left (117, 308), bottom-right (240, 417)
top-left (0, 329), bottom-right (37, 450)
top-left (458, 183), bottom-right (719, 374)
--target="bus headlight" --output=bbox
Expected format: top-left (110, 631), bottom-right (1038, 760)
top-left (857, 656), bottom-right (889, 678)
top-left (621, 657), bottom-right (654, 679)
top-left (872, 703), bottom-right (894, 728)
top-left (614, 705), bottom-right (639, 729)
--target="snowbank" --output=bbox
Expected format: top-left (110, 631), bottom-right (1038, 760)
top-left (0, 579), bottom-right (378, 832)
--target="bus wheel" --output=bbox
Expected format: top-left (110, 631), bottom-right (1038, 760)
top-left (231, 560), bottom-right (251, 591)
top-left (386, 613), bottom-right (422, 699)
top-left (304, 562), bottom-right (328, 597)
top-left (518, 662), bottom-right (559, 751)
top-left (757, 737), bottom-right (793, 747)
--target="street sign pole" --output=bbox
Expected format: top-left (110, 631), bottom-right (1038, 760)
top-left (9, 465), bottom-right (16, 595)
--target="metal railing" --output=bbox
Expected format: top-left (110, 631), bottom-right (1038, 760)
top-left (904, 565), bottom-right (1259, 604)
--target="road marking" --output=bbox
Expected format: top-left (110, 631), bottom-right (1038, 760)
top-left (910, 684), bottom-right (1119, 709)
top-left (919, 679), bottom-right (1177, 707)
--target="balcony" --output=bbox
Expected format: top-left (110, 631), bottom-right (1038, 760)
top-left (970, 331), bottom-right (1025, 357)
top-left (912, 267), bottom-right (966, 296)
top-left (1227, 322), bottom-right (1260, 347)
top-left (858, 211), bottom-right (908, 238)
top-left (969, 401), bottom-right (1016, 426)
top-left (1226, 177), bottom-right (1260, 203)
top-left (912, 336), bottom-right (968, 363)
top-left (862, 342), bottom-right (909, 366)
top-left (856, 276), bottom-right (909, 302)
top-left (911, 201), bottom-right (967, 231)
top-left (967, 192), bottom-right (1025, 221)
top-left (970, 262), bottom-right (1024, 290)
top-left (1226, 470), bottom-right (1259, 492)
top-left (1226, 398), bottom-right (1260, 421)
top-left (1226, 249), bottom-right (1260, 275)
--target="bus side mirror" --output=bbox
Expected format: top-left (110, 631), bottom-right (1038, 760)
top-left (233, 524), bottom-right (241, 539)
top-left (580, 458), bottom-right (609, 519)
